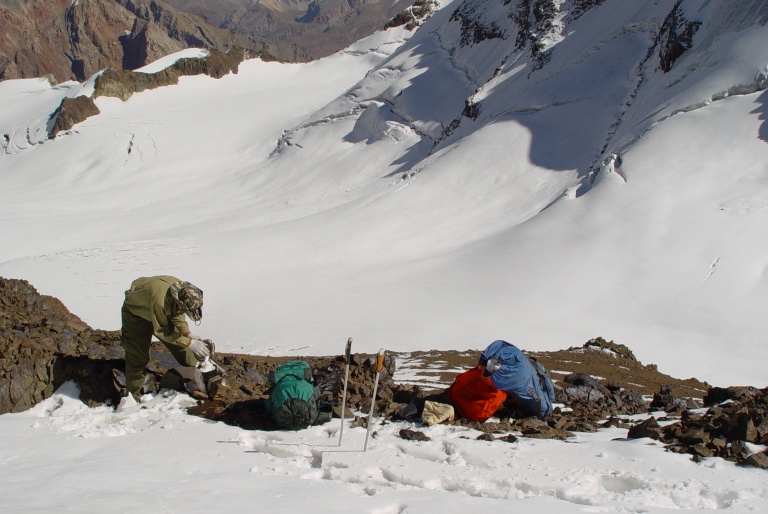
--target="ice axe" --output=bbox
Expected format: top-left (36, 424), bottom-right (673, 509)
top-left (364, 348), bottom-right (385, 452)
top-left (338, 337), bottom-right (353, 446)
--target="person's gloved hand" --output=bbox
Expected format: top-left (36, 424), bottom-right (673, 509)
top-left (188, 338), bottom-right (211, 361)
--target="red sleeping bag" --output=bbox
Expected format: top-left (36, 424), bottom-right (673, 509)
top-left (445, 365), bottom-right (507, 422)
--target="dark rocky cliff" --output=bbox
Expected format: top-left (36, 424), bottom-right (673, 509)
top-left (165, 0), bottom-right (421, 62)
top-left (0, 0), bottom-right (427, 83)
top-left (0, 0), bottom-right (242, 83)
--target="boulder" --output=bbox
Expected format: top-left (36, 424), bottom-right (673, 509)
top-left (741, 451), bottom-right (768, 470)
top-left (703, 386), bottom-right (760, 406)
top-left (557, 373), bottom-right (647, 420)
top-left (400, 429), bottom-right (430, 441)
top-left (627, 416), bottom-right (661, 440)
top-left (48, 96), bottom-right (100, 138)
top-left (650, 385), bottom-right (696, 413)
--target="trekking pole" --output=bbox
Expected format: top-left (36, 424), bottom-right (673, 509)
top-left (338, 337), bottom-right (353, 447)
top-left (363, 348), bottom-right (385, 452)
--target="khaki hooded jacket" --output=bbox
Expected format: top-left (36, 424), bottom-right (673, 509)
top-left (122, 275), bottom-right (191, 347)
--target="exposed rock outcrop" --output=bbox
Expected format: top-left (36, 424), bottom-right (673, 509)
top-left (623, 385), bottom-right (768, 468)
top-left (166, 0), bottom-right (420, 62)
top-left (444, 0), bottom-right (610, 62)
top-left (1, 0), bottom-right (423, 83)
top-left (47, 46), bottom-right (250, 138)
top-left (93, 46), bottom-right (247, 101)
top-left (0, 0), bottom-right (241, 83)
top-left (657, 0), bottom-right (701, 73)
top-left (449, 1), bottom-right (505, 48)
top-left (48, 95), bottom-right (101, 139)
top-left (0, 278), bottom-right (123, 413)
top-left (385, 0), bottom-right (438, 31)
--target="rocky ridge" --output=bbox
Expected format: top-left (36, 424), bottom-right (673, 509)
top-left (48, 46), bottom-right (253, 138)
top-left (1, 276), bottom-right (766, 469)
top-left (0, 277), bottom-right (123, 414)
top-left (1, 0), bottom-right (431, 84)
top-left (164, 0), bottom-right (422, 62)
top-left (0, 0), bottom-right (242, 83)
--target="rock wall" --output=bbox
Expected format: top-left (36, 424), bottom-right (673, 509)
top-left (0, 278), bottom-right (123, 413)
top-left (48, 96), bottom-right (101, 139)
top-left (93, 46), bottom-right (248, 101)
top-left (657, 0), bottom-right (702, 73)
top-left (1, 0), bottom-right (423, 83)
top-left (165, 0), bottom-right (421, 62)
top-left (0, 0), bottom-right (240, 83)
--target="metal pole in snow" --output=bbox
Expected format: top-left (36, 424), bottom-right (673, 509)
top-left (338, 337), bottom-right (352, 447)
top-left (364, 348), bottom-right (385, 452)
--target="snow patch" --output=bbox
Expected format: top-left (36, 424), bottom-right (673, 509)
top-left (135, 48), bottom-right (210, 74)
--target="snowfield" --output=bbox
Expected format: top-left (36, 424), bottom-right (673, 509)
top-left (2, 382), bottom-right (767, 513)
top-left (2, 0), bottom-right (768, 511)
top-left (1, 1), bottom-right (767, 387)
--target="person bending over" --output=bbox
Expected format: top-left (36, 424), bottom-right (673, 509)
top-left (120, 275), bottom-right (211, 400)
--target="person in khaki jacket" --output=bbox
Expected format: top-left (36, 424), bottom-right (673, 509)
top-left (120, 275), bottom-right (211, 400)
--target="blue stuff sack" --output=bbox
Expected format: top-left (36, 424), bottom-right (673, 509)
top-left (479, 340), bottom-right (555, 419)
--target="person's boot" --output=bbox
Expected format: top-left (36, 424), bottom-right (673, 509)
top-left (112, 368), bottom-right (127, 396)
top-left (140, 373), bottom-right (158, 395)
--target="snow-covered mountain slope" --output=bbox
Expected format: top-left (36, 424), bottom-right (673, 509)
top-left (1, 1), bottom-right (767, 387)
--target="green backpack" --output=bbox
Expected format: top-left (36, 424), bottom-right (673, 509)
top-left (267, 360), bottom-right (320, 430)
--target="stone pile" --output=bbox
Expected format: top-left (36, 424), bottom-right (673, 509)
top-left (625, 386), bottom-right (768, 469)
top-left (559, 373), bottom-right (650, 418)
top-left (663, 386), bottom-right (768, 467)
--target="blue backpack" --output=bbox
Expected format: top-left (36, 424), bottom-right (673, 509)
top-left (479, 340), bottom-right (555, 419)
